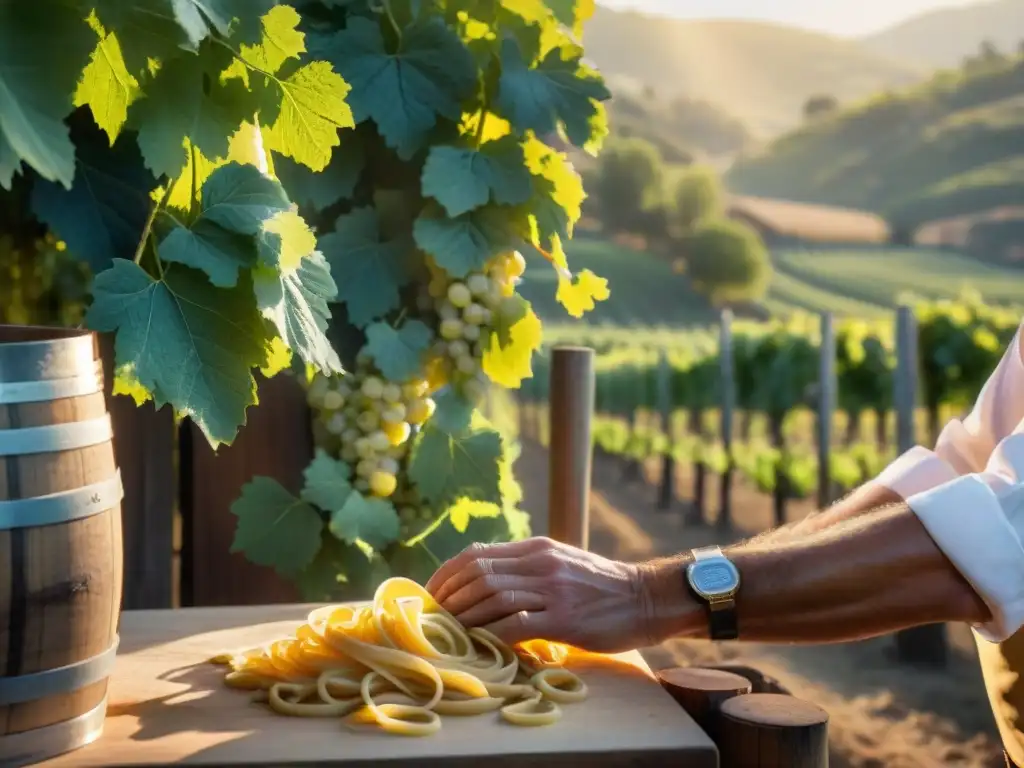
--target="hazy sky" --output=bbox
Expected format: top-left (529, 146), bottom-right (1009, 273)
top-left (600, 0), bottom-right (985, 36)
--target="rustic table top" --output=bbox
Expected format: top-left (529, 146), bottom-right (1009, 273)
top-left (39, 604), bottom-right (717, 767)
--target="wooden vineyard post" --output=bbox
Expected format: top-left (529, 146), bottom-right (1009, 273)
top-left (817, 312), bottom-right (836, 510)
top-left (687, 407), bottom-right (707, 526)
top-left (657, 349), bottom-right (675, 510)
top-left (718, 309), bottom-right (735, 530)
top-left (893, 305), bottom-right (948, 668)
top-left (717, 694), bottom-right (829, 767)
top-left (548, 346), bottom-right (594, 550)
top-left (657, 668), bottom-right (751, 739)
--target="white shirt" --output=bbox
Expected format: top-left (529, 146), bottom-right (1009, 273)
top-left (875, 324), bottom-right (1024, 642)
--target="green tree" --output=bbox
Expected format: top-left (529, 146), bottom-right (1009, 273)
top-left (671, 165), bottom-right (723, 235)
top-left (685, 219), bottom-right (771, 303)
top-left (593, 137), bottom-right (665, 237)
top-left (803, 94), bottom-right (838, 121)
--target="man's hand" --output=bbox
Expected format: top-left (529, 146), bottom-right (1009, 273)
top-left (425, 537), bottom-right (655, 653)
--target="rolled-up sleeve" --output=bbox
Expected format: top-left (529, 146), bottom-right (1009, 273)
top-left (873, 324), bottom-right (1024, 641)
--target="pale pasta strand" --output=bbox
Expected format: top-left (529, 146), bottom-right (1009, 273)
top-left (210, 577), bottom-right (588, 735)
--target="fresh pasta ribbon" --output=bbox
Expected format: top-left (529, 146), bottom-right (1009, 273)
top-left (210, 577), bottom-right (588, 735)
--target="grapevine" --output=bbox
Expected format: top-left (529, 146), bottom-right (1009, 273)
top-left (1, 1), bottom-right (611, 599)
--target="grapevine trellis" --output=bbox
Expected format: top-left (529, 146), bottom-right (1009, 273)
top-left (0, 0), bottom-right (610, 599)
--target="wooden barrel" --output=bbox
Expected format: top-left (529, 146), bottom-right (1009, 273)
top-left (0, 325), bottom-right (124, 766)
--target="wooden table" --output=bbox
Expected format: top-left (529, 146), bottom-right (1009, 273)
top-left (38, 604), bottom-right (718, 767)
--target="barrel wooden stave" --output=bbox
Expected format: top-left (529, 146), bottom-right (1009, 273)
top-left (0, 327), bottom-right (123, 762)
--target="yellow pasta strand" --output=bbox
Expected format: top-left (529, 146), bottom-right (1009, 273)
top-left (210, 577), bottom-right (587, 735)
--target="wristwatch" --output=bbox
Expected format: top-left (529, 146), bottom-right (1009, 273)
top-left (685, 546), bottom-right (740, 640)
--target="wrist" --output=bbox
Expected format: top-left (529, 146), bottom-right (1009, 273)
top-left (637, 555), bottom-right (706, 644)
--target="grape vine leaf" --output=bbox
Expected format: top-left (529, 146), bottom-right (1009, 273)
top-left (523, 137), bottom-right (584, 247)
top-left (158, 220), bottom-right (256, 287)
top-left (31, 119), bottom-right (156, 273)
top-left (273, 129), bottom-right (365, 211)
top-left (74, 18), bottom-right (141, 143)
top-left (482, 306), bottom-right (543, 388)
top-left (557, 268), bottom-right (609, 318)
top-left (495, 36), bottom-right (610, 148)
top-left (329, 491), bottom-right (401, 551)
top-left (225, 5), bottom-right (305, 78)
top-left (408, 423), bottom-right (504, 506)
top-left (0, 3), bottom-right (96, 189)
top-left (430, 387), bottom-right (476, 435)
top-left (491, 294), bottom-right (530, 348)
top-left (325, 16), bottom-right (478, 159)
top-left (421, 136), bottom-right (533, 218)
top-left (201, 162), bottom-right (291, 235)
top-left (545, 0), bottom-right (596, 33)
top-left (296, 531), bottom-right (389, 602)
top-left (413, 204), bottom-right (521, 279)
top-left (85, 259), bottom-right (265, 446)
top-left (257, 211), bottom-right (318, 271)
top-left (448, 499), bottom-right (501, 534)
top-left (300, 450), bottom-right (352, 510)
top-left (363, 320), bottom-right (433, 382)
top-left (230, 476), bottom-right (324, 576)
top-left (130, 52), bottom-right (254, 180)
top-left (253, 251), bottom-right (344, 376)
top-left (320, 207), bottom-right (412, 327)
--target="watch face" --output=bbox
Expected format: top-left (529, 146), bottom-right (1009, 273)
top-left (688, 559), bottom-right (739, 597)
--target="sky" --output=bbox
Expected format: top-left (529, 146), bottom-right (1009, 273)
top-left (599, 0), bottom-right (986, 37)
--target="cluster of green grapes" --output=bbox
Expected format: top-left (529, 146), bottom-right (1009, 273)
top-left (419, 250), bottom-right (527, 401)
top-left (306, 356), bottom-right (435, 516)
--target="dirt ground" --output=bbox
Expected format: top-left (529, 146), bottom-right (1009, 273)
top-left (514, 437), bottom-right (1005, 768)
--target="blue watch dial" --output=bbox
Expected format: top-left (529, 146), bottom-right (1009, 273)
top-left (689, 559), bottom-right (739, 597)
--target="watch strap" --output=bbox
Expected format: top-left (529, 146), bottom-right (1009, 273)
top-left (708, 600), bottom-right (738, 640)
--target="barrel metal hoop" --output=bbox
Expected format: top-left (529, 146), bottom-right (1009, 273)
top-left (0, 471), bottom-right (123, 530)
top-left (0, 370), bottom-right (103, 405)
top-left (0, 636), bottom-right (119, 705)
top-left (0, 693), bottom-right (108, 766)
top-left (0, 415), bottom-right (113, 457)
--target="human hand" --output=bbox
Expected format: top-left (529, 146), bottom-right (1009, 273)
top-left (425, 537), bottom-right (654, 653)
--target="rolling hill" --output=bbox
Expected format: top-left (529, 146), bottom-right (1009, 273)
top-left (862, 0), bottom-right (1024, 68)
top-left (582, 7), bottom-right (924, 137)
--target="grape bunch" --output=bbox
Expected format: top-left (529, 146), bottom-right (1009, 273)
top-left (419, 250), bottom-right (527, 402)
top-left (306, 357), bottom-right (435, 503)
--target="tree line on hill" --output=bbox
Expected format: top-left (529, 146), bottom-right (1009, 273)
top-left (582, 136), bottom-right (772, 307)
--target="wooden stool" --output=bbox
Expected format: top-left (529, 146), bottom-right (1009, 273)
top-left (657, 667), bottom-right (752, 737)
top-left (718, 693), bottom-right (829, 767)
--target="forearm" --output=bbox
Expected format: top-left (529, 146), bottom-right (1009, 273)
top-left (641, 502), bottom-right (991, 644)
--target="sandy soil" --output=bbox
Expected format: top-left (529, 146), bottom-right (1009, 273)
top-left (513, 436), bottom-right (1005, 768)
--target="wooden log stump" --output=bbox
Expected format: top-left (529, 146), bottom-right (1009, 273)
top-left (656, 667), bottom-right (752, 738)
top-left (718, 693), bottom-right (829, 768)
top-left (701, 664), bottom-right (788, 695)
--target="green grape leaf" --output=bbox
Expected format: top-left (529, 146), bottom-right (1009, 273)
top-left (158, 220), bottom-right (256, 287)
top-left (495, 37), bottom-right (610, 148)
top-left (421, 136), bottom-right (533, 218)
top-left (230, 476), bottom-right (324, 577)
top-left (201, 162), bottom-right (291, 235)
top-left (31, 118), bottom-right (155, 273)
top-left (187, 0), bottom-right (277, 41)
top-left (430, 387), bottom-right (476, 435)
top-left (326, 16), bottom-right (477, 159)
top-left (85, 259), bottom-right (265, 446)
top-left (0, 3), bottom-right (96, 189)
top-left (320, 207), bottom-right (412, 327)
top-left (491, 293), bottom-right (530, 348)
top-left (258, 60), bottom-right (354, 172)
top-left (74, 20), bottom-right (141, 143)
top-left (296, 531), bottom-right (389, 602)
top-left (329, 492), bottom-right (401, 551)
top-left (408, 424), bottom-right (504, 506)
top-left (273, 130), bottom-right (365, 211)
top-left (253, 251), bottom-right (344, 376)
top-left (363, 320), bottom-right (433, 382)
top-left (413, 205), bottom-right (521, 279)
top-left (300, 450), bottom-right (352, 511)
top-left (130, 52), bottom-right (254, 180)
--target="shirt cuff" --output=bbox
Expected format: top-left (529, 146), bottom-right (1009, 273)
top-left (875, 446), bottom-right (962, 500)
top-left (906, 474), bottom-right (1024, 642)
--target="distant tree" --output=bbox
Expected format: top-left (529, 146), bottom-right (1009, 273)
top-left (803, 94), bottom-right (838, 121)
top-left (670, 165), bottom-right (723, 235)
top-left (979, 39), bottom-right (1003, 62)
top-left (684, 219), bottom-right (772, 304)
top-left (593, 137), bottom-right (665, 237)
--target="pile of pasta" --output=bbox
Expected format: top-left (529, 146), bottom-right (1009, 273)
top-left (209, 577), bottom-right (588, 735)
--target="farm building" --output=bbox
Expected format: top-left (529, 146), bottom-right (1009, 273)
top-left (727, 194), bottom-right (891, 246)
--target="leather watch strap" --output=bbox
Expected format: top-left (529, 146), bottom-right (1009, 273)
top-left (708, 602), bottom-right (738, 640)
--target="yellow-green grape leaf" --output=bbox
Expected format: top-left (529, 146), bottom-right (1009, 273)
top-left (259, 60), bottom-right (354, 172)
top-left (523, 138), bottom-right (584, 247)
top-left (85, 259), bottom-right (265, 447)
top-left (253, 250), bottom-right (343, 376)
top-left (329, 492), bottom-right (401, 551)
top-left (224, 5), bottom-right (305, 82)
top-left (230, 476), bottom-right (324, 577)
top-left (413, 204), bottom-right (521, 279)
top-left (420, 136), bottom-right (533, 218)
top-left (494, 36), bottom-right (610, 148)
top-left (74, 21), bottom-right (141, 143)
top-left (257, 210), bottom-right (318, 271)
top-left (363, 320), bottom-right (433, 382)
top-left (545, 0), bottom-right (596, 36)
top-left (491, 294), bottom-right (530, 348)
top-left (556, 268), bottom-right (610, 318)
top-left (482, 306), bottom-right (543, 388)
top-left (260, 335), bottom-right (293, 377)
top-left (111, 363), bottom-right (153, 406)
top-left (448, 499), bottom-right (501, 534)
top-left (325, 17), bottom-right (478, 159)
top-left (408, 423), bottom-right (504, 507)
